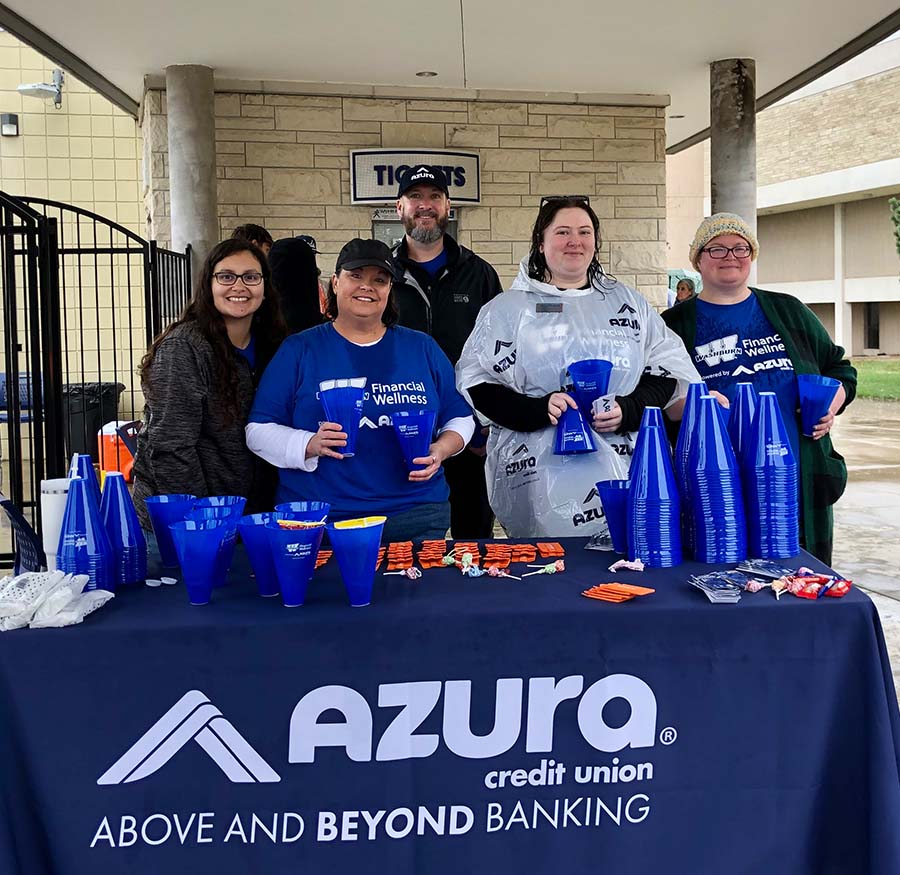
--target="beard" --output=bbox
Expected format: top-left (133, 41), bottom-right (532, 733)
top-left (403, 209), bottom-right (449, 244)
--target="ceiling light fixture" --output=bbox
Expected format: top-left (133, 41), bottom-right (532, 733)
top-left (416, 71), bottom-right (438, 78)
top-left (668, 113), bottom-right (685, 119)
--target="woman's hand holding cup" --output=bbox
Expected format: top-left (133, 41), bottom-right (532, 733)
top-left (306, 422), bottom-right (348, 460)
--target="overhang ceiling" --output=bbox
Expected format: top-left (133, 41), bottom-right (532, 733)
top-left (2, 0), bottom-right (899, 149)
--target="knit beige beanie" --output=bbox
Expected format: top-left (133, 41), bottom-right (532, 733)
top-left (689, 213), bottom-right (759, 269)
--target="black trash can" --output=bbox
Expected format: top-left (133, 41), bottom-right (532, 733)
top-left (62, 382), bottom-right (126, 462)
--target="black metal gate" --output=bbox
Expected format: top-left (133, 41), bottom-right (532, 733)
top-left (0, 191), bottom-right (191, 566)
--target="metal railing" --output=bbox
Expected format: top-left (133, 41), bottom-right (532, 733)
top-left (0, 191), bottom-right (190, 566)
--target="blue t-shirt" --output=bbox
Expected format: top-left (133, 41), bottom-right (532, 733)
top-left (249, 323), bottom-right (473, 518)
top-left (416, 249), bottom-right (448, 278)
top-left (693, 292), bottom-right (799, 459)
top-left (233, 335), bottom-right (256, 370)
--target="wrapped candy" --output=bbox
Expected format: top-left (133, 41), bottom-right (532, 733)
top-left (463, 565), bottom-right (486, 578)
top-left (523, 560), bottom-right (565, 578)
top-left (608, 558), bottom-right (645, 573)
top-left (486, 566), bottom-right (522, 581)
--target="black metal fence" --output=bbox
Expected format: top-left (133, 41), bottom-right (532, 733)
top-left (0, 191), bottom-right (190, 566)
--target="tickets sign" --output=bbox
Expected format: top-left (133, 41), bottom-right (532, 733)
top-left (350, 149), bottom-right (481, 204)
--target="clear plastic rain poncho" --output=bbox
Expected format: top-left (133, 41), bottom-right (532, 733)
top-left (456, 261), bottom-right (701, 538)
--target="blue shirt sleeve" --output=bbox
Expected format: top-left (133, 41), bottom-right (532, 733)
top-left (425, 336), bottom-right (474, 427)
top-left (248, 337), bottom-right (301, 425)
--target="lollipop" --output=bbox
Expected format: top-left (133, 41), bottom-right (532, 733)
top-left (463, 565), bottom-right (486, 578)
top-left (487, 566), bottom-right (522, 581)
top-left (523, 560), bottom-right (565, 577)
top-left (384, 567), bottom-right (422, 580)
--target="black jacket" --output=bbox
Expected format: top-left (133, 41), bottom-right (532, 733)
top-left (392, 235), bottom-right (503, 365)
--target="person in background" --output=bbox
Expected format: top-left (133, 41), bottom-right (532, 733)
top-left (133, 239), bottom-right (286, 530)
top-left (675, 277), bottom-right (696, 303)
top-left (269, 236), bottom-right (324, 335)
top-left (298, 234), bottom-right (329, 316)
top-left (392, 165), bottom-right (502, 539)
top-left (231, 223), bottom-right (274, 256)
top-left (247, 238), bottom-right (474, 543)
top-left (662, 212), bottom-right (857, 564)
top-left (456, 195), bottom-right (699, 538)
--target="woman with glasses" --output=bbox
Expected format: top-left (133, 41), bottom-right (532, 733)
top-left (662, 212), bottom-right (857, 563)
top-left (132, 238), bottom-right (286, 528)
top-left (456, 195), bottom-right (699, 538)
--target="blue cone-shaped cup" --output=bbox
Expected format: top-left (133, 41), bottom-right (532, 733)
top-left (629, 407), bottom-right (666, 481)
top-left (392, 410), bottom-right (437, 470)
top-left (553, 405), bottom-right (597, 455)
top-left (169, 519), bottom-right (231, 605)
top-left (273, 500), bottom-right (331, 522)
top-left (193, 495), bottom-right (247, 514)
top-left (327, 516), bottom-right (387, 607)
top-left (144, 494), bottom-right (197, 567)
top-left (69, 453), bottom-right (102, 508)
top-left (237, 513), bottom-right (292, 597)
top-left (674, 382), bottom-right (707, 556)
top-left (597, 479), bottom-right (629, 554)
top-left (100, 471), bottom-right (147, 586)
top-left (797, 374), bottom-right (840, 437)
top-left (57, 476), bottom-right (115, 591)
top-left (568, 359), bottom-right (613, 419)
top-left (690, 396), bottom-right (746, 563)
top-left (266, 521), bottom-right (325, 607)
top-left (319, 378), bottom-right (367, 457)
top-left (728, 382), bottom-right (758, 462)
top-left (187, 505), bottom-right (244, 523)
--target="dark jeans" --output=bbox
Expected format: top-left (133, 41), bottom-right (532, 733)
top-left (379, 501), bottom-right (450, 543)
top-left (443, 449), bottom-right (494, 538)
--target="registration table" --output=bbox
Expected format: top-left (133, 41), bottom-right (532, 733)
top-left (2, 539), bottom-right (900, 874)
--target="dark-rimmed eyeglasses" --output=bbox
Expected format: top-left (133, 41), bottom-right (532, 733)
top-left (213, 270), bottom-right (263, 286)
top-left (702, 244), bottom-right (752, 260)
top-left (540, 194), bottom-right (591, 208)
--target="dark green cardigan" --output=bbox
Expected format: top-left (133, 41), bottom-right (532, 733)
top-left (662, 288), bottom-right (857, 565)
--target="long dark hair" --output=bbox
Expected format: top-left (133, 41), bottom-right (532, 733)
top-left (140, 238), bottom-right (287, 423)
top-left (325, 270), bottom-right (399, 327)
top-left (527, 196), bottom-right (610, 288)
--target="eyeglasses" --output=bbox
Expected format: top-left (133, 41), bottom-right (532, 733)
top-left (702, 244), bottom-right (752, 259)
top-left (213, 270), bottom-right (263, 286)
top-left (540, 194), bottom-right (591, 208)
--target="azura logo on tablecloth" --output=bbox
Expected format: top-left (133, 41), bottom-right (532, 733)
top-left (97, 690), bottom-right (280, 786)
top-left (99, 674), bottom-right (663, 785)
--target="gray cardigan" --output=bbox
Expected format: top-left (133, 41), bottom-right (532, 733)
top-left (132, 322), bottom-right (265, 529)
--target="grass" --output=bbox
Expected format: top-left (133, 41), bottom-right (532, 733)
top-left (852, 356), bottom-right (900, 400)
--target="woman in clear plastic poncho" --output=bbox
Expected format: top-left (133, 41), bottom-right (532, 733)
top-left (456, 196), bottom-right (700, 538)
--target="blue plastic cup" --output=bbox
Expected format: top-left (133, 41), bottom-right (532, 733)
top-left (143, 493), bottom-right (196, 568)
top-left (629, 407), bottom-right (667, 480)
top-left (797, 374), bottom-right (840, 437)
top-left (327, 516), bottom-right (387, 607)
top-left (273, 500), bottom-right (331, 523)
top-left (553, 405), bottom-right (597, 455)
top-left (568, 359), bottom-right (613, 418)
top-left (57, 476), bottom-right (115, 591)
top-left (186, 505), bottom-right (244, 523)
top-left (319, 378), bottom-right (367, 457)
top-left (237, 513), bottom-right (291, 597)
top-left (100, 471), bottom-right (147, 586)
top-left (69, 453), bottom-right (102, 508)
top-left (266, 521), bottom-right (325, 607)
top-left (193, 495), bottom-right (247, 514)
top-left (392, 410), bottom-right (438, 470)
top-left (596, 479), bottom-right (629, 554)
top-left (169, 519), bottom-right (232, 605)
top-left (728, 382), bottom-right (758, 461)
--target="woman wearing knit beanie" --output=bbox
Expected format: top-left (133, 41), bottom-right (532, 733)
top-left (662, 212), bottom-right (857, 564)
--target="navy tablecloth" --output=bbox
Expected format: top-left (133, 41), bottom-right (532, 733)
top-left (2, 540), bottom-right (900, 874)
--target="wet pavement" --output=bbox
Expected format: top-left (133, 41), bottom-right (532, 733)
top-left (831, 398), bottom-right (900, 692)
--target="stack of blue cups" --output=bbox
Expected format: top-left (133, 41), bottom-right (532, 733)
top-left (628, 424), bottom-right (682, 567)
top-left (57, 476), bottom-right (115, 591)
top-left (690, 396), bottom-right (747, 563)
top-left (674, 383), bottom-right (707, 558)
top-left (728, 382), bottom-right (758, 462)
top-left (629, 406), bottom-right (666, 481)
top-left (741, 391), bottom-right (800, 558)
top-left (100, 471), bottom-right (147, 586)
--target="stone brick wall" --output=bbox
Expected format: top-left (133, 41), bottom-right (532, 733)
top-left (142, 90), bottom-right (669, 304)
top-left (757, 66), bottom-right (900, 186)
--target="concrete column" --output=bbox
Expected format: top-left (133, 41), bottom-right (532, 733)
top-left (709, 59), bottom-right (757, 281)
top-left (833, 203), bottom-right (853, 353)
top-left (165, 65), bottom-right (218, 279)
